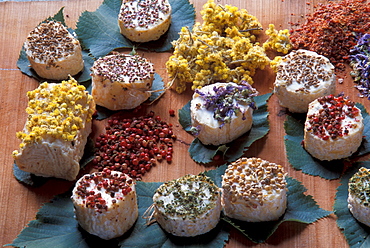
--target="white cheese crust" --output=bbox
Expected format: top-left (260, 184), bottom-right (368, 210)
top-left (304, 95), bottom-right (363, 161)
top-left (274, 49), bottom-right (336, 113)
top-left (221, 157), bottom-right (287, 222)
top-left (190, 82), bottom-right (256, 146)
top-left (12, 78), bottom-right (95, 181)
top-left (24, 20), bottom-right (84, 80)
top-left (91, 53), bottom-right (154, 110)
top-left (118, 0), bottom-right (172, 42)
top-left (72, 171), bottom-right (138, 240)
top-left (348, 167), bottom-right (370, 227)
top-left (152, 174), bottom-right (221, 237)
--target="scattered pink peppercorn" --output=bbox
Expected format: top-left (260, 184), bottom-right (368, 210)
top-left (93, 111), bottom-right (175, 181)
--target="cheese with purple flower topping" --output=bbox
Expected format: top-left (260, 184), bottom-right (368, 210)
top-left (190, 82), bottom-right (258, 146)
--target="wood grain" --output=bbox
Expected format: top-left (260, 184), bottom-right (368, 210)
top-left (0, 0), bottom-right (368, 247)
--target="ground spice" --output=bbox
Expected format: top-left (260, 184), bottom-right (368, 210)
top-left (92, 111), bottom-right (176, 181)
top-left (289, 0), bottom-right (370, 71)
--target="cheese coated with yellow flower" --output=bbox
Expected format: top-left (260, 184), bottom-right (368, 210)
top-left (12, 77), bottom-right (96, 181)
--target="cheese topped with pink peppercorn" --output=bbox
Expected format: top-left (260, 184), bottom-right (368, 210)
top-left (71, 169), bottom-right (138, 240)
top-left (304, 94), bottom-right (364, 161)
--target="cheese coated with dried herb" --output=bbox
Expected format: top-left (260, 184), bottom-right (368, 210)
top-left (348, 167), bottom-right (370, 227)
top-left (12, 77), bottom-right (96, 181)
top-left (222, 157), bottom-right (287, 222)
top-left (152, 173), bottom-right (221, 237)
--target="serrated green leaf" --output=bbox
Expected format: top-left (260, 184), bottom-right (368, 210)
top-left (355, 103), bottom-right (370, 156)
top-left (284, 103), bottom-right (370, 180)
top-left (284, 115), bottom-right (343, 180)
top-left (178, 101), bottom-right (192, 132)
top-left (12, 163), bottom-right (49, 187)
top-left (8, 168), bottom-right (329, 246)
top-left (13, 137), bottom-right (95, 186)
top-left (334, 162), bottom-right (370, 248)
top-left (222, 176), bottom-right (331, 243)
top-left (17, 8), bottom-right (93, 83)
top-left (148, 73), bottom-right (166, 102)
top-left (181, 93), bottom-right (271, 164)
top-left (203, 164), bottom-right (227, 188)
top-left (76, 0), bottom-right (195, 58)
top-left (8, 170), bottom-right (229, 248)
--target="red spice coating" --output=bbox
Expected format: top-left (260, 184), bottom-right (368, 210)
top-left (93, 111), bottom-right (175, 181)
top-left (305, 94), bottom-right (360, 140)
top-left (75, 169), bottom-right (133, 213)
top-left (290, 0), bottom-right (370, 71)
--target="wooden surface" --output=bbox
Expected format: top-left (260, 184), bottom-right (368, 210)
top-left (1, 0), bottom-right (368, 247)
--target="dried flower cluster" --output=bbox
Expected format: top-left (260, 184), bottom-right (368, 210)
top-left (166, 0), bottom-right (291, 93)
top-left (350, 33), bottom-right (370, 99)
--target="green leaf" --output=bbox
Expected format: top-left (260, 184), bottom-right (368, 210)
top-left (180, 93), bottom-right (271, 164)
top-left (284, 103), bottom-right (370, 180)
top-left (76, 0), bottom-right (195, 59)
top-left (178, 101), bottom-right (192, 132)
top-left (8, 168), bottom-right (329, 246)
top-left (148, 73), bottom-right (166, 102)
top-left (334, 161), bottom-right (370, 248)
top-left (13, 137), bottom-right (95, 186)
top-left (12, 163), bottom-right (49, 187)
top-left (203, 164), bottom-right (227, 188)
top-left (222, 176), bottom-right (331, 243)
top-left (7, 174), bottom-right (229, 248)
top-left (16, 8), bottom-right (93, 83)
top-left (284, 115), bottom-right (343, 180)
top-left (355, 103), bottom-right (370, 156)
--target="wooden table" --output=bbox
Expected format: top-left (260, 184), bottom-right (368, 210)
top-left (1, 0), bottom-right (368, 247)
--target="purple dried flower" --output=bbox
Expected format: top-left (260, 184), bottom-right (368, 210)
top-left (195, 81), bottom-right (258, 127)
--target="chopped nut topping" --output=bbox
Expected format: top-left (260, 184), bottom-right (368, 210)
top-left (276, 50), bottom-right (334, 93)
top-left (24, 20), bottom-right (78, 64)
top-left (118, 0), bottom-right (170, 29)
top-left (91, 53), bottom-right (154, 83)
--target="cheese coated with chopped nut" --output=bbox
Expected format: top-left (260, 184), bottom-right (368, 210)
top-left (152, 173), bottom-right (221, 237)
top-left (348, 167), bottom-right (370, 227)
top-left (222, 157), bottom-right (287, 222)
top-left (118, 0), bottom-right (171, 42)
top-left (91, 53), bottom-right (154, 110)
top-left (274, 49), bottom-right (336, 113)
top-left (24, 20), bottom-right (84, 80)
top-left (12, 77), bottom-right (95, 181)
